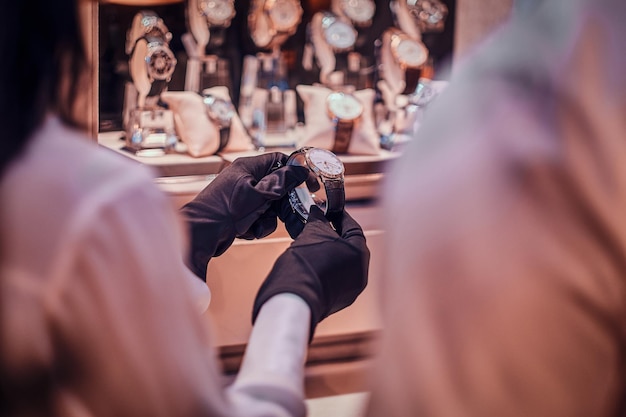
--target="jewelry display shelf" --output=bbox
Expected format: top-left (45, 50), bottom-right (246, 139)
top-left (99, 131), bottom-right (401, 204)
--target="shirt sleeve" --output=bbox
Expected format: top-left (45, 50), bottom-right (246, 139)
top-left (43, 177), bottom-right (309, 417)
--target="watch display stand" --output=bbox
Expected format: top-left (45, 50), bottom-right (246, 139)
top-left (238, 52), bottom-right (298, 149)
top-left (122, 83), bottom-right (177, 154)
top-left (182, 33), bottom-right (233, 94)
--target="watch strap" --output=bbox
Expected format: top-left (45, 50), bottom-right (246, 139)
top-left (331, 119), bottom-right (354, 154)
top-left (403, 67), bottom-right (421, 95)
top-left (207, 25), bottom-right (228, 50)
top-left (147, 79), bottom-right (168, 97)
top-left (217, 125), bottom-right (231, 152)
top-left (323, 179), bottom-right (346, 216)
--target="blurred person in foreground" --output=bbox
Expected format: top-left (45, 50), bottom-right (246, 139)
top-left (0, 1), bottom-right (369, 415)
top-left (367, 0), bottom-right (626, 416)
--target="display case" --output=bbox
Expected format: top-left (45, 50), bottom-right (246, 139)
top-left (83, 0), bottom-right (514, 400)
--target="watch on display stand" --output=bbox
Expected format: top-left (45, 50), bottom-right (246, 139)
top-left (326, 90), bottom-right (363, 154)
top-left (124, 11), bottom-right (178, 153)
top-left (389, 29), bottom-right (428, 94)
top-left (333, 0), bottom-right (376, 49)
top-left (203, 94), bottom-right (235, 152)
top-left (183, 0), bottom-right (235, 93)
top-left (249, 0), bottom-right (303, 52)
top-left (287, 147), bottom-right (346, 222)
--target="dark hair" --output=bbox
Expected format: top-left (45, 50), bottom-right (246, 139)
top-left (0, 0), bottom-right (89, 178)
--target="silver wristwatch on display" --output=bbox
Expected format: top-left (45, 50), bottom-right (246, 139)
top-left (287, 147), bottom-right (346, 222)
top-left (326, 91), bottom-right (363, 154)
top-left (203, 94), bottom-right (235, 152)
top-left (389, 29), bottom-right (428, 94)
top-left (249, 0), bottom-right (303, 49)
top-left (198, 0), bottom-right (236, 49)
top-left (127, 11), bottom-right (177, 99)
top-left (321, 11), bottom-right (357, 53)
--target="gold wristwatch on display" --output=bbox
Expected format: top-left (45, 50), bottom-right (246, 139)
top-left (326, 91), bottom-right (363, 154)
top-left (249, 0), bottom-right (303, 49)
top-left (389, 29), bottom-right (428, 95)
top-left (287, 147), bottom-right (346, 222)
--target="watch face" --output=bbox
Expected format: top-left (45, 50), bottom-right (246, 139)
top-left (267, 0), bottom-right (303, 32)
top-left (200, 0), bottom-right (235, 25)
top-left (407, 0), bottom-right (448, 32)
top-left (340, 0), bottom-right (375, 25)
top-left (327, 92), bottom-right (363, 121)
top-left (287, 147), bottom-right (345, 221)
top-left (307, 148), bottom-right (344, 177)
top-left (323, 20), bottom-right (357, 50)
top-left (204, 96), bottom-right (235, 124)
top-left (145, 44), bottom-right (176, 80)
top-left (394, 37), bottom-right (428, 68)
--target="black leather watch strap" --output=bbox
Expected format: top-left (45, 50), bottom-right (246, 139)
top-left (147, 79), bottom-right (168, 97)
top-left (331, 119), bottom-right (354, 154)
top-left (324, 179), bottom-right (346, 217)
top-left (217, 126), bottom-right (231, 152)
top-left (207, 25), bottom-right (228, 50)
top-left (403, 67), bottom-right (422, 95)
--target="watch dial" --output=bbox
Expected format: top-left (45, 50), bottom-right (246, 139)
top-left (200, 0), bottom-right (234, 24)
top-left (268, 0), bottom-right (302, 31)
top-left (327, 92), bottom-right (363, 121)
top-left (341, 0), bottom-right (375, 24)
top-left (204, 96), bottom-right (235, 123)
top-left (308, 148), bottom-right (344, 176)
top-left (324, 21), bottom-right (357, 50)
top-left (396, 38), bottom-right (428, 68)
top-left (146, 46), bottom-right (176, 80)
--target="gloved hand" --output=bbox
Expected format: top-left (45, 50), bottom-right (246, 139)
top-left (181, 153), bottom-right (309, 279)
top-left (252, 206), bottom-right (370, 340)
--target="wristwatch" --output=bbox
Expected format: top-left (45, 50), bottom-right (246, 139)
top-left (203, 94), bottom-right (235, 151)
top-left (326, 91), bottom-right (363, 154)
top-left (389, 29), bottom-right (428, 94)
top-left (337, 0), bottom-right (375, 48)
top-left (249, 0), bottom-right (303, 49)
top-left (286, 147), bottom-right (346, 222)
top-left (321, 12), bottom-right (357, 53)
top-left (125, 11), bottom-right (172, 56)
top-left (198, 0), bottom-right (236, 49)
top-left (144, 39), bottom-right (177, 97)
top-left (127, 11), bottom-right (177, 98)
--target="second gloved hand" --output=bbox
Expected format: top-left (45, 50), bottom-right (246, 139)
top-left (181, 153), bottom-right (309, 280)
top-left (252, 206), bottom-right (370, 339)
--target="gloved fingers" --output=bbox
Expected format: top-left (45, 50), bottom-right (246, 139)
top-left (274, 198), bottom-right (305, 239)
top-left (237, 212), bottom-right (278, 240)
top-left (332, 210), bottom-right (365, 240)
top-left (253, 164), bottom-right (310, 200)
top-left (230, 152), bottom-right (288, 179)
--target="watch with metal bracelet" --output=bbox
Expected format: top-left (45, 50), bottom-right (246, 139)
top-left (326, 91), bottom-right (363, 154)
top-left (203, 94), bottom-right (235, 152)
top-left (389, 29), bottom-right (429, 94)
top-left (286, 147), bottom-right (346, 222)
top-left (144, 37), bottom-right (177, 97)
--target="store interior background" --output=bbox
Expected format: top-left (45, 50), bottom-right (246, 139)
top-left (82, 0), bottom-right (517, 414)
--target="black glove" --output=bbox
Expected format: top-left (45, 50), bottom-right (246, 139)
top-left (181, 153), bottom-right (309, 280)
top-left (252, 205), bottom-right (370, 340)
